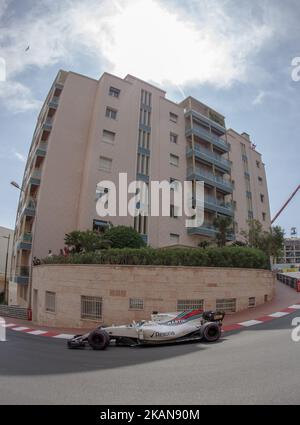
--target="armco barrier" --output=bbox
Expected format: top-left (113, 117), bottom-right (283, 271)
top-left (0, 305), bottom-right (28, 320)
top-left (277, 273), bottom-right (300, 292)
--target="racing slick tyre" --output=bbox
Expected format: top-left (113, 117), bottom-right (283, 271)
top-left (88, 329), bottom-right (110, 350)
top-left (202, 323), bottom-right (221, 342)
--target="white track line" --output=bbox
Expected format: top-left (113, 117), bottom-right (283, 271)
top-left (26, 330), bottom-right (48, 336)
top-left (2, 323), bottom-right (16, 328)
top-left (238, 320), bottom-right (263, 327)
top-left (268, 312), bottom-right (290, 318)
top-left (289, 305), bottom-right (300, 309)
top-left (12, 326), bottom-right (31, 331)
top-left (52, 333), bottom-right (74, 339)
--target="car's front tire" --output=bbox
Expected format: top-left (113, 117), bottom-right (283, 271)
top-left (202, 323), bottom-right (221, 342)
top-left (88, 329), bottom-right (110, 350)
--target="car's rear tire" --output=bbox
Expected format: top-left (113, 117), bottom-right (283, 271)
top-left (88, 329), bottom-right (110, 350)
top-left (202, 323), bottom-right (221, 342)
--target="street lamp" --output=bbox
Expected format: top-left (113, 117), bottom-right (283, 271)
top-left (1, 234), bottom-right (11, 304)
top-left (10, 181), bottom-right (22, 191)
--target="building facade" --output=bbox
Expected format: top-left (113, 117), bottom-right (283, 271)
top-left (10, 70), bottom-right (271, 307)
top-left (227, 129), bottom-right (271, 240)
top-left (277, 238), bottom-right (300, 265)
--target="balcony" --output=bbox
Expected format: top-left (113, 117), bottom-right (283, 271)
top-left (43, 117), bottom-right (53, 130)
top-left (14, 266), bottom-right (30, 285)
top-left (29, 169), bottom-right (42, 186)
top-left (23, 198), bottom-right (36, 217)
top-left (186, 146), bottom-right (231, 172)
top-left (17, 233), bottom-right (32, 250)
top-left (186, 125), bottom-right (229, 153)
top-left (35, 141), bottom-right (47, 157)
top-left (187, 222), bottom-right (217, 237)
top-left (187, 223), bottom-right (235, 241)
top-left (187, 167), bottom-right (233, 194)
top-left (48, 96), bottom-right (60, 108)
top-left (204, 195), bottom-right (234, 217)
top-left (184, 108), bottom-right (226, 134)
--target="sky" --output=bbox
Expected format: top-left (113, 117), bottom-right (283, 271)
top-left (0, 0), bottom-right (299, 236)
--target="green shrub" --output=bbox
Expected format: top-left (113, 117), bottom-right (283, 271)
top-left (42, 246), bottom-right (269, 269)
top-left (102, 226), bottom-right (146, 249)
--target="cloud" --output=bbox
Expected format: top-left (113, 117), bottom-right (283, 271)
top-left (0, 81), bottom-right (42, 113)
top-left (13, 150), bottom-right (26, 163)
top-left (0, 0), bottom-right (279, 112)
top-left (253, 91), bottom-right (266, 105)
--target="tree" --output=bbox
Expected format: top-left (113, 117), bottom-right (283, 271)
top-left (240, 219), bottom-right (264, 248)
top-left (64, 230), bottom-right (111, 253)
top-left (240, 220), bottom-right (284, 262)
top-left (213, 216), bottom-right (233, 247)
top-left (103, 226), bottom-right (146, 249)
top-left (198, 240), bottom-right (211, 249)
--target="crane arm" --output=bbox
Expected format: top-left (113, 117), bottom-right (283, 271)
top-left (271, 184), bottom-right (300, 224)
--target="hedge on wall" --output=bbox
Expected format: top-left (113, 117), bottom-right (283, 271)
top-left (41, 247), bottom-right (270, 269)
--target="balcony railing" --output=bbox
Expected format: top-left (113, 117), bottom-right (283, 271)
top-left (48, 96), bottom-right (60, 108)
top-left (187, 167), bottom-right (233, 193)
top-left (184, 108), bottom-right (226, 132)
top-left (43, 117), bottom-right (53, 129)
top-left (187, 223), bottom-right (235, 240)
top-left (186, 145), bottom-right (231, 171)
top-left (205, 195), bottom-right (234, 216)
top-left (185, 125), bottom-right (229, 152)
top-left (17, 233), bottom-right (32, 250)
top-left (14, 265), bottom-right (30, 284)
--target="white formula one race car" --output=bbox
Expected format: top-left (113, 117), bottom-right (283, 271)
top-left (67, 309), bottom-right (225, 350)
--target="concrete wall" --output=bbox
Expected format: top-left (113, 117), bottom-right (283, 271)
top-left (32, 264), bottom-right (275, 328)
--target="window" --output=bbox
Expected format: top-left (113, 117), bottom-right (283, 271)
top-left (170, 204), bottom-right (178, 218)
top-left (102, 129), bottom-right (115, 144)
top-left (129, 298), bottom-right (144, 310)
top-left (248, 297), bottom-right (256, 308)
top-left (264, 294), bottom-right (268, 303)
top-left (260, 194), bottom-right (264, 203)
top-left (258, 176), bottom-right (263, 184)
top-left (105, 107), bottom-right (117, 120)
top-left (99, 156), bottom-right (112, 172)
top-left (138, 130), bottom-right (150, 149)
top-left (170, 132), bottom-right (178, 144)
top-left (177, 299), bottom-right (203, 311)
top-left (248, 210), bottom-right (254, 220)
top-left (93, 219), bottom-right (109, 233)
top-left (141, 89), bottom-right (152, 107)
top-left (170, 233), bottom-right (180, 244)
top-left (81, 296), bottom-right (102, 320)
top-left (256, 160), bottom-right (260, 168)
top-left (170, 153), bottom-right (179, 167)
top-left (216, 298), bottom-right (236, 313)
top-left (169, 112), bottom-right (178, 123)
top-left (170, 178), bottom-right (180, 191)
top-left (45, 291), bottom-right (56, 313)
top-left (109, 86), bottom-right (120, 98)
top-left (262, 212), bottom-right (266, 221)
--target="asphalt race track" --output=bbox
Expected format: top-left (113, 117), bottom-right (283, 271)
top-left (1, 311), bottom-right (300, 404)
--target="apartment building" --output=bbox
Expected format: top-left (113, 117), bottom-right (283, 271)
top-left (227, 129), bottom-right (271, 239)
top-left (10, 70), bottom-right (271, 306)
top-left (277, 238), bottom-right (300, 264)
